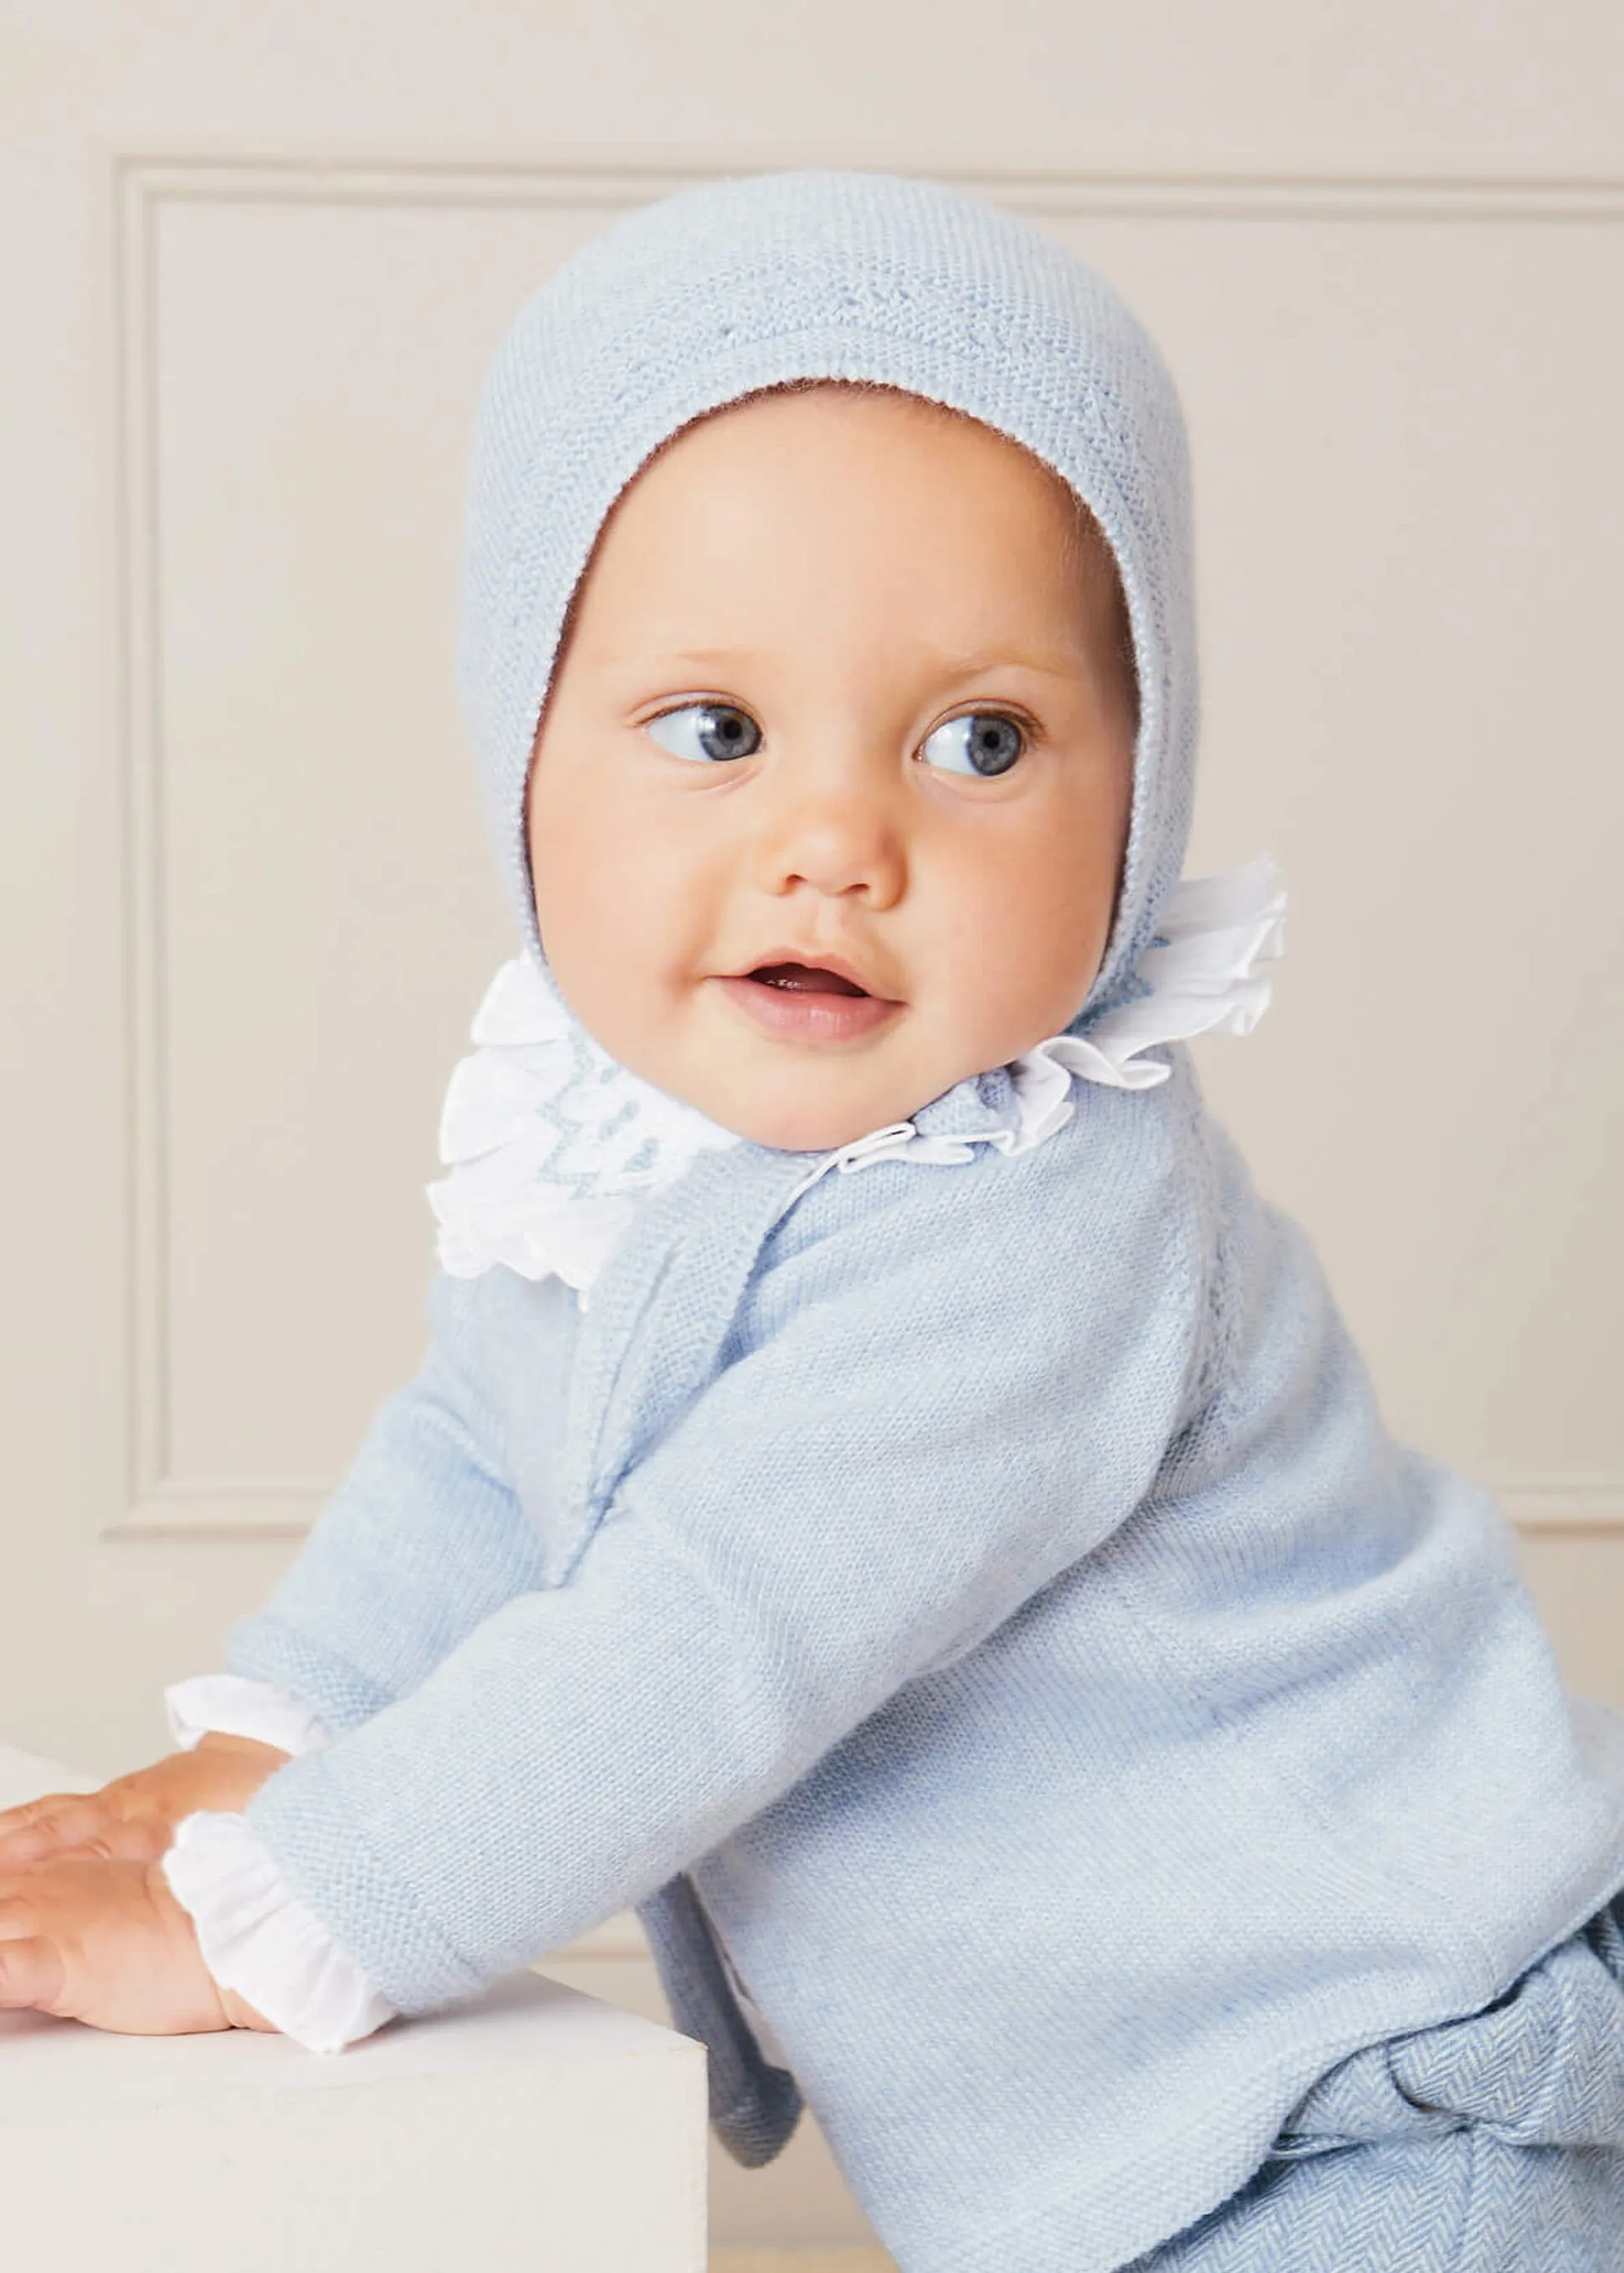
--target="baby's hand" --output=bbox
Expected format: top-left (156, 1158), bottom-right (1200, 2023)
top-left (0, 1735), bottom-right (288, 1869)
top-left (0, 1856), bottom-right (272, 2036)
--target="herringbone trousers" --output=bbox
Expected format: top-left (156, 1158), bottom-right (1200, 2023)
top-left (1128, 1892), bottom-right (1624, 2270)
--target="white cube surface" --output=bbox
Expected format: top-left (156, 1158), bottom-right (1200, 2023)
top-left (0, 1747), bottom-right (706, 2273)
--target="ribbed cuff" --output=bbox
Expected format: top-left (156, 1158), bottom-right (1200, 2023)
top-left (246, 1745), bottom-right (489, 2014)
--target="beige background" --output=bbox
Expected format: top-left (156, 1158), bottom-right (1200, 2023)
top-left (2, 2), bottom-right (1621, 2251)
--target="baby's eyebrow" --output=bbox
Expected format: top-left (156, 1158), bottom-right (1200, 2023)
top-left (925, 648), bottom-right (1091, 683)
top-left (628, 647), bottom-right (765, 673)
top-left (622, 644), bottom-right (1090, 684)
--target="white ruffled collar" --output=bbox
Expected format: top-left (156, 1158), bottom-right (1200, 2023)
top-left (426, 857), bottom-right (1284, 1296)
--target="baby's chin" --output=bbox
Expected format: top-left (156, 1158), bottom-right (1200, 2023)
top-left (677, 1052), bottom-right (971, 1154)
top-left (723, 1098), bottom-right (923, 1154)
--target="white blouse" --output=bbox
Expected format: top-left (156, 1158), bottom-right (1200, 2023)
top-left (161, 860), bottom-right (1285, 2054)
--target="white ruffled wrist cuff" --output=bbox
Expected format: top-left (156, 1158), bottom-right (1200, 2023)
top-left (162, 1810), bottom-right (396, 2055)
top-left (165, 1674), bottom-right (332, 1760)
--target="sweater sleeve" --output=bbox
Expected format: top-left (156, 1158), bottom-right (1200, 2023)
top-left (223, 1267), bottom-right (551, 1733)
top-left (243, 1109), bottom-right (1208, 2014)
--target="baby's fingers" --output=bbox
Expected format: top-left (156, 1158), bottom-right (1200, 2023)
top-left (0, 1792), bottom-right (72, 1839)
top-left (0, 1795), bottom-right (96, 1866)
top-left (0, 1932), bottom-right (65, 2015)
top-left (0, 1795), bottom-right (143, 1868)
top-left (0, 1861), bottom-right (231, 2036)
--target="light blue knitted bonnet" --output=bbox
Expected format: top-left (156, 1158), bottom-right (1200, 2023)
top-left (458, 168), bottom-right (1196, 1029)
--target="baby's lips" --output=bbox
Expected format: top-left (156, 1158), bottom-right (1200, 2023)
top-left (715, 970), bottom-right (903, 1042)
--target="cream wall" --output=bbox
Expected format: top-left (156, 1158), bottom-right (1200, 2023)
top-left (2, 3), bottom-right (1621, 2251)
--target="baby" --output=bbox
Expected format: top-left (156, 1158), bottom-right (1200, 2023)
top-left (3, 171), bottom-right (1623, 2271)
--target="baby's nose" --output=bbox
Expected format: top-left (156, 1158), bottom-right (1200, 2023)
top-left (748, 777), bottom-right (907, 906)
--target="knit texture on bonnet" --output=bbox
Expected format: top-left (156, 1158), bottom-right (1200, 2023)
top-left (458, 167), bottom-right (1194, 1025)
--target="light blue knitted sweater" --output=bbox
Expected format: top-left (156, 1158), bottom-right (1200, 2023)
top-left (226, 175), bottom-right (1624, 2273)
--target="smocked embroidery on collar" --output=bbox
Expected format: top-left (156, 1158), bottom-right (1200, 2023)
top-left (425, 959), bottom-right (739, 1291)
top-left (425, 857), bottom-right (1285, 1293)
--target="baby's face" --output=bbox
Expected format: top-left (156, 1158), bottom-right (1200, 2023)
top-left (526, 386), bottom-right (1135, 1149)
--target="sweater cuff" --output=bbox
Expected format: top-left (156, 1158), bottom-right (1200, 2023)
top-left (162, 1810), bottom-right (397, 2055)
top-left (245, 1744), bottom-right (489, 2014)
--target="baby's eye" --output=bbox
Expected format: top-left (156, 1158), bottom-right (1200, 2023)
top-left (645, 703), bottom-right (762, 764)
top-left (919, 713), bottom-right (1025, 778)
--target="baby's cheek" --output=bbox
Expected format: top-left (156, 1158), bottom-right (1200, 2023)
top-left (939, 864), bottom-right (1105, 1057)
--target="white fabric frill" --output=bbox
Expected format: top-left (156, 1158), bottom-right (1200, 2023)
top-left (166, 1671), bottom-right (332, 1763)
top-left (161, 1676), bottom-right (396, 2056)
top-left (426, 965), bottom-right (740, 1295)
top-left (427, 857), bottom-right (1285, 1297)
top-left (162, 1810), bottom-right (396, 2055)
top-left (1002, 851), bottom-right (1287, 1144)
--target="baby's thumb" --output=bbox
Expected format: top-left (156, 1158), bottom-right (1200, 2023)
top-left (0, 1934), bottom-right (65, 2014)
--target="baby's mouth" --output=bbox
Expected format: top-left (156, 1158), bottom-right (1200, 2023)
top-left (716, 956), bottom-right (901, 1042)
